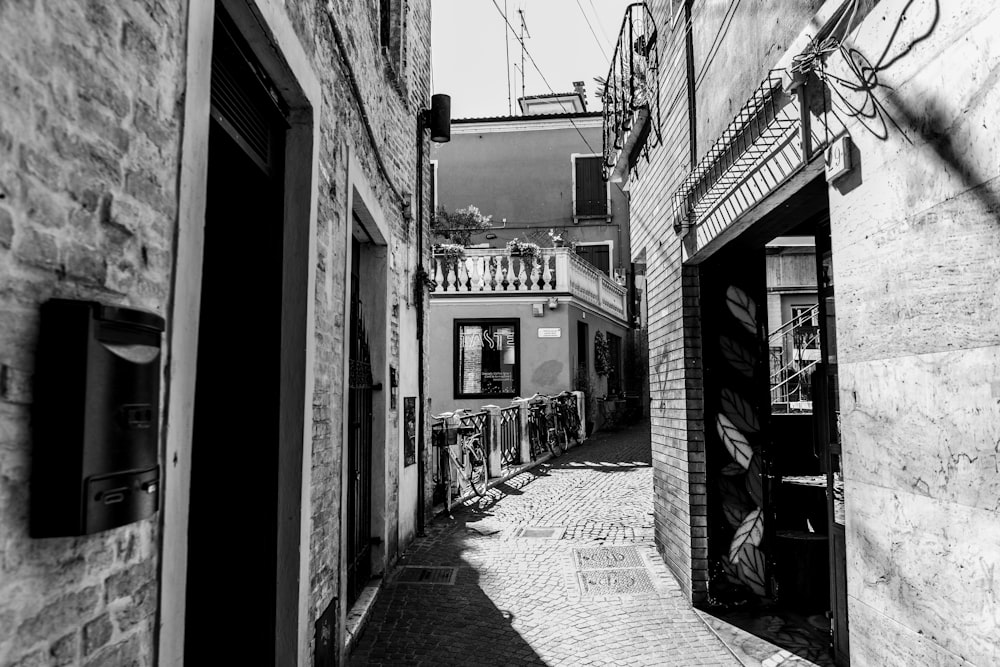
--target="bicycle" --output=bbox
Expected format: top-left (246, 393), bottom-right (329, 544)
top-left (552, 390), bottom-right (582, 446)
top-left (431, 410), bottom-right (490, 507)
top-left (519, 394), bottom-right (566, 459)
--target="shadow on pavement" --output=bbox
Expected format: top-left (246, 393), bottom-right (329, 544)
top-left (349, 514), bottom-right (547, 666)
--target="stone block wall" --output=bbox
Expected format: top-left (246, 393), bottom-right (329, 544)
top-left (828, 1), bottom-right (1000, 663)
top-left (0, 0), bottom-right (185, 664)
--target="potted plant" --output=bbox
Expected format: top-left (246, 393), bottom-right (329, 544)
top-left (548, 228), bottom-right (566, 247)
top-left (432, 243), bottom-right (466, 262)
top-left (505, 237), bottom-right (540, 262)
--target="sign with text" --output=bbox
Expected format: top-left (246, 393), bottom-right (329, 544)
top-left (537, 328), bottom-right (562, 338)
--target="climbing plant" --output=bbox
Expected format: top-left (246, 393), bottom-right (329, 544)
top-left (594, 331), bottom-right (611, 377)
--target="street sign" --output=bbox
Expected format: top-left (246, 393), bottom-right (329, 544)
top-left (537, 328), bottom-right (562, 338)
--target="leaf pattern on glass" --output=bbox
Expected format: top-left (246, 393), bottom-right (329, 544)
top-left (738, 543), bottom-right (767, 596)
top-left (722, 555), bottom-right (741, 585)
top-left (746, 454), bottom-right (764, 507)
top-left (722, 500), bottom-right (748, 528)
top-left (721, 462), bottom-right (744, 476)
top-left (717, 413), bottom-right (753, 468)
top-left (726, 285), bottom-right (758, 334)
top-left (719, 474), bottom-right (750, 508)
top-left (729, 508), bottom-right (764, 563)
top-left (719, 335), bottom-right (755, 377)
top-left (720, 388), bottom-right (760, 433)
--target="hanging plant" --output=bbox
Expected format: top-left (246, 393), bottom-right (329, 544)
top-left (594, 331), bottom-right (611, 377)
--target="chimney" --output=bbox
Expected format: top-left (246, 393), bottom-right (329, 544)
top-left (573, 81), bottom-right (587, 110)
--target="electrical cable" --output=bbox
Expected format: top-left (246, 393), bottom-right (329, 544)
top-left (574, 0), bottom-right (611, 64)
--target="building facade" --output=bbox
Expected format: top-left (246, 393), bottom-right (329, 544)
top-left (0, 1), bottom-right (435, 665)
top-left (607, 0), bottom-right (1000, 665)
top-left (428, 112), bottom-right (636, 424)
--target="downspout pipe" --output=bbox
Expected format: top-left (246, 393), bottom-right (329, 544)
top-left (415, 118), bottom-right (427, 536)
top-left (415, 93), bottom-right (450, 536)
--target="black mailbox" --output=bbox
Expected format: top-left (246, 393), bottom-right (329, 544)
top-left (31, 299), bottom-right (165, 537)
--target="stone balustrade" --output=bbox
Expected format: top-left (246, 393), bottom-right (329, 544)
top-left (431, 247), bottom-right (627, 322)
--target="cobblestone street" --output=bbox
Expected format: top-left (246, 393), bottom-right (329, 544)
top-left (349, 422), bottom-right (740, 666)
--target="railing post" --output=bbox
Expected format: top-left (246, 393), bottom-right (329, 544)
top-left (553, 249), bottom-right (569, 291)
top-left (572, 390), bottom-right (587, 442)
top-left (483, 405), bottom-right (502, 477)
top-left (512, 398), bottom-right (532, 462)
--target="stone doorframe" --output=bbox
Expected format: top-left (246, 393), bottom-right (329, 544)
top-left (339, 149), bottom-right (393, 660)
top-left (160, 1), bottom-right (321, 664)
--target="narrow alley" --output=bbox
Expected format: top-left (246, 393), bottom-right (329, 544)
top-left (348, 424), bottom-right (739, 666)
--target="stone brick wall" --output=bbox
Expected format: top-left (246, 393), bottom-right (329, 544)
top-left (280, 0), bottom-right (432, 656)
top-left (0, 0), bottom-right (433, 664)
top-left (0, 0), bottom-right (185, 664)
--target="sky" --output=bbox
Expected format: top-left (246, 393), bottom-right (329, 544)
top-left (431, 0), bottom-right (634, 119)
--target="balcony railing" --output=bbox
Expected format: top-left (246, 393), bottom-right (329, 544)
top-left (602, 2), bottom-right (660, 183)
top-left (430, 247), bottom-right (628, 322)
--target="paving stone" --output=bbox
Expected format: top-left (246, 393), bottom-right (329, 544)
top-left (349, 423), bottom-right (739, 666)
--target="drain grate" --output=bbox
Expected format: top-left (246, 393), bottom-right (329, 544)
top-left (576, 568), bottom-right (655, 596)
top-left (394, 566), bottom-right (458, 585)
top-left (512, 525), bottom-right (566, 539)
top-left (573, 546), bottom-right (643, 570)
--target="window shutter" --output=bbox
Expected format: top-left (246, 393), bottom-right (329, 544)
top-left (574, 157), bottom-right (607, 216)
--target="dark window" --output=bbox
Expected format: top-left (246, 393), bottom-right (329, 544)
top-left (575, 244), bottom-right (611, 275)
top-left (577, 321), bottom-right (589, 378)
top-left (454, 319), bottom-right (519, 398)
top-left (574, 156), bottom-right (607, 217)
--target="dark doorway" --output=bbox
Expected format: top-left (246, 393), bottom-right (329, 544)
top-left (185, 10), bottom-right (286, 663)
top-left (346, 237), bottom-right (375, 607)
top-left (575, 244), bottom-right (611, 275)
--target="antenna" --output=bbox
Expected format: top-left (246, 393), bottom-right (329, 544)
top-left (518, 9), bottom-right (530, 111)
top-left (504, 0), bottom-right (512, 115)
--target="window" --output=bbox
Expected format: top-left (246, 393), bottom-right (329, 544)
top-left (454, 319), bottom-right (519, 398)
top-left (377, 0), bottom-right (408, 82)
top-left (790, 305), bottom-right (820, 350)
top-left (573, 155), bottom-right (608, 218)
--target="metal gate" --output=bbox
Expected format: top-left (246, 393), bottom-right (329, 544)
top-left (347, 244), bottom-right (373, 608)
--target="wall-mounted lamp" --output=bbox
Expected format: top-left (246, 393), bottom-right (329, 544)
top-left (547, 297), bottom-right (559, 310)
top-left (420, 94), bottom-right (451, 143)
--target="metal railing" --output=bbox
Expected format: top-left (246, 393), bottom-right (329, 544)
top-left (497, 406), bottom-right (521, 467)
top-left (601, 2), bottom-right (660, 183)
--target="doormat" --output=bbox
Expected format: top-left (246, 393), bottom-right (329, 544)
top-left (575, 568), bottom-right (655, 596)
top-left (394, 566), bottom-right (458, 585)
top-left (511, 525), bottom-right (566, 539)
top-left (572, 546), bottom-right (643, 569)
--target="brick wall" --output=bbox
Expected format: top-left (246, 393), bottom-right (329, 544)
top-left (623, 0), bottom-right (708, 601)
top-left (0, 0), bottom-right (185, 664)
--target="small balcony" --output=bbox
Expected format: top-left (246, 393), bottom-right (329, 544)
top-left (602, 2), bottom-right (659, 183)
top-left (430, 247), bottom-right (628, 323)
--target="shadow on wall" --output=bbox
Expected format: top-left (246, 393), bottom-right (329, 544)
top-left (823, 0), bottom-right (999, 212)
